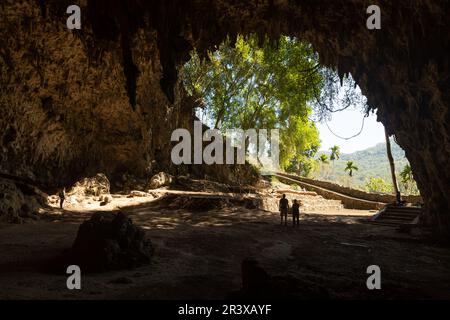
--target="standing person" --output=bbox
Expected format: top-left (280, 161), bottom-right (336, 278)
top-left (279, 194), bottom-right (289, 226)
top-left (292, 199), bottom-right (300, 227)
top-left (58, 188), bottom-right (65, 209)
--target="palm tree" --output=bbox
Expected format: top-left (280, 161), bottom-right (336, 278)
top-left (329, 145), bottom-right (340, 178)
top-left (319, 154), bottom-right (329, 164)
top-left (385, 128), bottom-right (400, 201)
top-left (318, 154), bottom-right (329, 179)
top-left (344, 161), bottom-right (358, 177)
top-left (329, 145), bottom-right (341, 164)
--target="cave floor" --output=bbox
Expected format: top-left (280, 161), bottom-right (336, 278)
top-left (0, 195), bottom-right (449, 300)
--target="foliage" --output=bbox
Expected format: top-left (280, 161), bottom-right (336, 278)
top-left (311, 69), bottom-right (369, 122)
top-left (182, 35), bottom-right (322, 170)
top-left (270, 176), bottom-right (280, 184)
top-left (344, 161), bottom-right (358, 177)
top-left (400, 164), bottom-right (413, 184)
top-left (286, 156), bottom-right (318, 177)
top-left (319, 154), bottom-right (329, 164)
top-left (318, 154), bottom-right (330, 164)
top-left (329, 145), bottom-right (340, 162)
top-left (364, 177), bottom-right (394, 193)
top-left (319, 140), bottom-right (411, 188)
top-left (400, 164), bottom-right (420, 195)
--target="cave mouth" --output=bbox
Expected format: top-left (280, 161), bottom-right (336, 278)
top-left (179, 34), bottom-right (418, 198)
top-left (15, 1), bottom-right (443, 236)
top-left (1, 0), bottom-right (447, 235)
top-left (1, 0), bottom-right (450, 302)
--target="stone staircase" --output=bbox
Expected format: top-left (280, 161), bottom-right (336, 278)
top-left (370, 205), bottom-right (422, 226)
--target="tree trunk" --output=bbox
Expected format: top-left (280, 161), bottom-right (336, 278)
top-left (385, 128), bottom-right (400, 202)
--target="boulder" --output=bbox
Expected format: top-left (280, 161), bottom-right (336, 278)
top-left (67, 173), bottom-right (110, 197)
top-left (56, 211), bottom-right (153, 273)
top-left (128, 190), bottom-right (148, 198)
top-left (0, 178), bottom-right (43, 223)
top-left (0, 179), bottom-right (24, 223)
top-left (147, 172), bottom-right (172, 190)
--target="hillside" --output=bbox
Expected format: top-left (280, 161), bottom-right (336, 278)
top-left (316, 140), bottom-right (410, 189)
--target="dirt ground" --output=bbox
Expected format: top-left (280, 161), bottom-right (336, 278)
top-left (0, 192), bottom-right (449, 300)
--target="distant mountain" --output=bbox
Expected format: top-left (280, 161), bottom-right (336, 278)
top-left (316, 140), bottom-right (409, 188)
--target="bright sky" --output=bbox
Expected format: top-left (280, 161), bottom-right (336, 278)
top-left (317, 107), bottom-right (386, 154)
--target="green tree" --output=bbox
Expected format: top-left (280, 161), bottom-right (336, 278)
top-left (344, 161), bottom-right (358, 177)
top-left (286, 147), bottom-right (318, 177)
top-left (301, 159), bottom-right (318, 178)
top-left (400, 164), bottom-right (419, 195)
top-left (319, 154), bottom-right (329, 164)
top-left (364, 177), bottom-right (393, 193)
top-left (329, 145), bottom-right (340, 178)
top-left (182, 35), bottom-right (322, 170)
top-left (329, 145), bottom-right (341, 163)
top-left (317, 154), bottom-right (330, 179)
top-left (400, 164), bottom-right (413, 185)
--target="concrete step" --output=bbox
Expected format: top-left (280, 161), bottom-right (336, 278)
top-left (384, 210), bottom-right (420, 214)
top-left (377, 215), bottom-right (416, 221)
top-left (382, 211), bottom-right (420, 216)
top-left (376, 218), bottom-right (414, 224)
top-left (371, 205), bottom-right (421, 226)
top-left (385, 206), bottom-right (422, 212)
top-left (370, 221), bottom-right (408, 227)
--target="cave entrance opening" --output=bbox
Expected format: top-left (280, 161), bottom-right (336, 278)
top-left (180, 34), bottom-right (417, 199)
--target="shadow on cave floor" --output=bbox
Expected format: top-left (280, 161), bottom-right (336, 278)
top-left (0, 198), bottom-right (450, 300)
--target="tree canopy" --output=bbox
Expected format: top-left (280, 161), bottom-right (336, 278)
top-left (344, 161), bottom-right (359, 177)
top-left (182, 34), bottom-right (367, 171)
top-left (330, 145), bottom-right (341, 162)
top-left (182, 35), bottom-right (325, 170)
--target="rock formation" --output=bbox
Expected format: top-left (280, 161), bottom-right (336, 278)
top-left (0, 176), bottom-right (47, 223)
top-left (54, 211), bottom-right (153, 273)
top-left (147, 171), bottom-right (173, 190)
top-left (0, 1), bottom-right (449, 236)
top-left (67, 173), bottom-right (111, 197)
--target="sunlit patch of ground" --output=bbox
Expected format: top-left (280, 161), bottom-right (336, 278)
top-left (0, 193), bottom-right (449, 300)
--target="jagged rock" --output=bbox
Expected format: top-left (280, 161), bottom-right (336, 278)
top-left (119, 174), bottom-right (147, 193)
top-left (128, 190), bottom-right (149, 198)
top-left (68, 173), bottom-right (110, 197)
top-left (0, 179), bottom-right (25, 222)
top-left (19, 198), bottom-right (40, 218)
top-left (175, 175), bottom-right (191, 186)
top-left (147, 172), bottom-right (173, 190)
top-left (47, 195), bottom-right (59, 205)
top-left (256, 179), bottom-right (271, 189)
top-left (55, 212), bottom-right (153, 273)
top-left (0, 178), bottom-right (44, 223)
top-left (245, 199), bottom-right (259, 210)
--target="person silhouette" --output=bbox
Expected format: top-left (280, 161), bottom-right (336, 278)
top-left (58, 188), bottom-right (65, 209)
top-left (279, 194), bottom-right (289, 226)
top-left (292, 199), bottom-right (300, 227)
